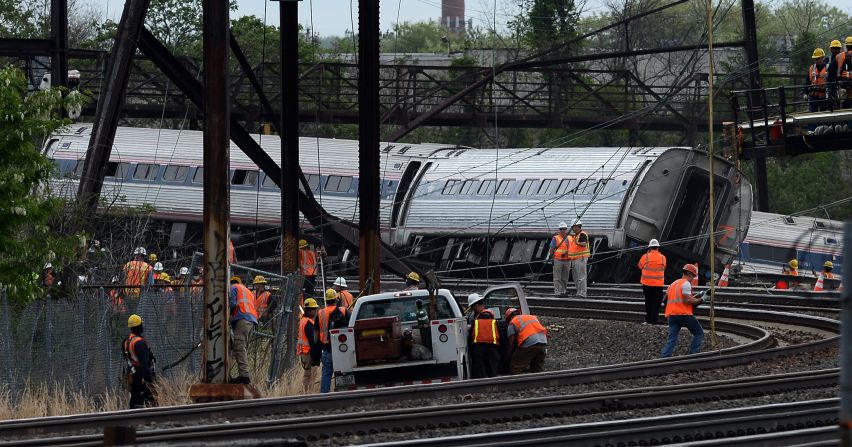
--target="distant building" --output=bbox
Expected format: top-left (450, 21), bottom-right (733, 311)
top-left (441, 0), bottom-right (466, 34)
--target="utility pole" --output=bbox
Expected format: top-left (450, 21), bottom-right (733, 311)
top-left (358, 0), bottom-right (381, 293)
top-left (281, 0), bottom-right (301, 277)
top-left (840, 222), bottom-right (851, 445)
top-left (49, 0), bottom-right (67, 89)
top-left (741, 0), bottom-right (769, 211)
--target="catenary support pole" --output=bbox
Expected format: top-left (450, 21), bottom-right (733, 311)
top-left (741, 0), bottom-right (769, 212)
top-left (77, 0), bottom-right (151, 213)
top-left (281, 0), bottom-right (300, 276)
top-left (358, 0), bottom-right (381, 293)
top-left (201, 0), bottom-right (231, 384)
top-left (840, 222), bottom-right (851, 444)
top-left (50, 0), bottom-right (68, 89)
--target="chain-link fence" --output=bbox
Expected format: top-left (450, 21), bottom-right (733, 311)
top-left (0, 267), bottom-right (300, 406)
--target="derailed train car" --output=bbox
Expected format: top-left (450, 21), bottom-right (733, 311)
top-left (45, 125), bottom-right (752, 283)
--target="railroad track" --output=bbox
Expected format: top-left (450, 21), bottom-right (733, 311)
top-left (0, 303), bottom-right (838, 445)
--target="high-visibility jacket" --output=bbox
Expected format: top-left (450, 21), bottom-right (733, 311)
top-left (838, 51), bottom-right (851, 79)
top-left (664, 278), bottom-right (693, 317)
top-left (552, 234), bottom-right (572, 260)
top-left (297, 316), bottom-right (313, 355)
top-left (228, 239), bottom-right (237, 263)
top-left (568, 231), bottom-right (590, 259)
top-left (509, 314), bottom-right (547, 347)
top-left (123, 260), bottom-right (152, 297)
top-left (824, 271), bottom-right (835, 279)
top-left (338, 289), bottom-right (354, 308)
top-left (638, 250), bottom-right (667, 286)
top-left (809, 63), bottom-right (828, 98)
top-left (299, 248), bottom-right (317, 276)
top-left (230, 284), bottom-right (259, 321)
top-left (317, 305), bottom-right (348, 344)
top-left (472, 319), bottom-right (499, 345)
top-left (255, 290), bottom-right (271, 315)
top-left (123, 334), bottom-right (145, 367)
top-left (191, 278), bottom-right (203, 296)
top-left (788, 269), bottom-right (798, 277)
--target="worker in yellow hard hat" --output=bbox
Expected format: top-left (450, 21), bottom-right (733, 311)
top-left (298, 239), bottom-right (318, 296)
top-left (298, 298), bottom-right (321, 394)
top-left (315, 289), bottom-right (349, 393)
top-left (785, 259), bottom-right (799, 276)
top-left (123, 315), bottom-right (156, 409)
top-left (252, 275), bottom-right (271, 319)
top-left (838, 37), bottom-right (852, 109)
top-left (804, 48), bottom-right (829, 131)
top-left (826, 39), bottom-right (844, 103)
top-left (821, 261), bottom-right (835, 279)
top-left (402, 272), bottom-right (420, 291)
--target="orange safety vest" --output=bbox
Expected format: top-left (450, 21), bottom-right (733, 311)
top-left (255, 290), bottom-right (271, 315)
top-left (228, 239), bottom-right (237, 263)
top-left (299, 248), bottom-right (317, 276)
top-left (839, 51), bottom-right (851, 79)
top-left (191, 278), bottom-right (203, 295)
top-left (317, 305), bottom-right (348, 344)
top-left (664, 278), bottom-right (693, 317)
top-left (123, 260), bottom-right (152, 297)
top-left (297, 316), bottom-right (312, 355)
top-left (510, 314), bottom-right (547, 347)
top-left (231, 284), bottom-right (259, 319)
top-left (472, 319), bottom-right (499, 345)
top-left (552, 234), bottom-right (572, 260)
top-left (338, 289), bottom-right (354, 308)
top-left (638, 250), bottom-right (667, 287)
top-left (567, 231), bottom-right (590, 260)
top-left (788, 269), bottom-right (798, 277)
top-left (809, 63), bottom-right (828, 98)
top-left (123, 334), bottom-right (144, 367)
top-left (823, 271), bottom-right (835, 279)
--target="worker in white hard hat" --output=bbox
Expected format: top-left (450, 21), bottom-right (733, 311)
top-left (332, 277), bottom-right (354, 308)
top-left (637, 239), bottom-right (667, 325)
top-left (466, 293), bottom-right (500, 378)
top-left (547, 221), bottom-right (573, 297)
top-left (123, 247), bottom-right (153, 298)
top-left (568, 220), bottom-right (590, 298)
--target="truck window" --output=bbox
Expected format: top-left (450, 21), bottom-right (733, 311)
top-left (357, 296), bottom-right (455, 322)
top-left (483, 287), bottom-right (522, 321)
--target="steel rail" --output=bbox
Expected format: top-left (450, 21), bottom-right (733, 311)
top-left (0, 304), bottom-right (837, 441)
top-left (359, 399), bottom-right (840, 447)
top-left (10, 371), bottom-right (839, 446)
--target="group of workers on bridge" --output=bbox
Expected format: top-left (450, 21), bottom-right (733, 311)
top-left (805, 36), bottom-right (852, 131)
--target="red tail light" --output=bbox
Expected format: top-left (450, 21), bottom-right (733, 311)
top-left (438, 324), bottom-right (447, 333)
top-left (338, 334), bottom-right (348, 343)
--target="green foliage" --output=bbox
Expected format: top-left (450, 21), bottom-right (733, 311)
top-left (0, 67), bottom-right (86, 303)
top-left (763, 153), bottom-right (852, 221)
top-left (0, 0), bottom-right (47, 38)
top-left (510, 0), bottom-right (580, 50)
top-left (382, 21), bottom-right (450, 54)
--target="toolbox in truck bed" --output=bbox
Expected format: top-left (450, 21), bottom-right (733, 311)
top-left (354, 316), bottom-right (403, 364)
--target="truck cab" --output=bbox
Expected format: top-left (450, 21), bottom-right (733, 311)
top-left (330, 283), bottom-right (529, 390)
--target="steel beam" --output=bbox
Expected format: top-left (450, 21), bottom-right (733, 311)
top-left (841, 222), bottom-right (851, 445)
top-left (280, 0), bottom-right (300, 275)
top-left (201, 0), bottom-right (231, 384)
top-left (76, 0), bottom-right (151, 213)
top-left (741, 0), bottom-right (769, 212)
top-left (358, 0), bottom-right (382, 292)
top-left (50, 0), bottom-right (68, 88)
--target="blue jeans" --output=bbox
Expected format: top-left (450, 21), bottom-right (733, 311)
top-left (320, 349), bottom-right (333, 393)
top-left (661, 315), bottom-right (704, 358)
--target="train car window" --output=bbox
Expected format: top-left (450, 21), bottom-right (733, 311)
top-left (133, 164), bottom-right (159, 181)
top-left (477, 179), bottom-right (496, 195)
top-left (105, 162), bottom-right (129, 179)
top-left (307, 174), bottom-right (320, 191)
top-left (496, 179), bottom-right (514, 195)
top-left (72, 160), bottom-right (85, 178)
top-left (325, 175), bottom-right (353, 192)
top-left (261, 174), bottom-right (277, 188)
top-left (192, 168), bottom-right (204, 184)
top-left (442, 180), bottom-right (463, 195)
top-left (556, 179), bottom-right (576, 195)
top-left (163, 165), bottom-right (189, 182)
top-left (231, 169), bottom-right (258, 186)
top-left (518, 179), bottom-right (537, 195)
top-left (603, 179), bottom-right (629, 200)
top-left (576, 179), bottom-right (598, 194)
top-left (825, 238), bottom-right (838, 246)
top-left (537, 179), bottom-right (557, 195)
top-left (459, 180), bottom-right (478, 195)
top-left (490, 240), bottom-right (508, 262)
top-left (748, 243), bottom-right (795, 263)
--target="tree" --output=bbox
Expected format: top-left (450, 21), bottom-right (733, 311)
top-left (510, 0), bottom-right (581, 51)
top-left (0, 67), bottom-right (85, 303)
top-left (381, 21), bottom-right (450, 54)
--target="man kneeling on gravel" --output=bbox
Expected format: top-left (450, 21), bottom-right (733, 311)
top-left (504, 308), bottom-right (548, 374)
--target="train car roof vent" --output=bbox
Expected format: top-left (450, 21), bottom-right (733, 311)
top-left (453, 150), bottom-right (466, 157)
top-left (814, 221), bottom-right (826, 229)
top-left (75, 127), bottom-right (88, 134)
top-left (397, 146), bottom-right (411, 154)
top-left (382, 145), bottom-right (395, 153)
top-left (783, 216), bottom-right (795, 225)
top-left (825, 237), bottom-right (838, 246)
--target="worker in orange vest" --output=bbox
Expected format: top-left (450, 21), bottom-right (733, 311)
top-left (123, 314), bottom-right (156, 409)
top-left (804, 48), bottom-right (829, 131)
top-left (567, 220), bottom-right (590, 298)
top-left (504, 308), bottom-right (548, 374)
top-left (332, 277), bottom-right (354, 308)
top-left (637, 239), bottom-right (667, 325)
top-left (122, 247), bottom-right (153, 298)
top-left (298, 239), bottom-right (318, 295)
top-left (298, 298), bottom-right (321, 394)
top-left (253, 275), bottom-right (272, 319)
top-left (315, 291), bottom-right (349, 393)
top-left (229, 276), bottom-right (258, 384)
top-left (821, 261), bottom-right (836, 280)
top-left (660, 264), bottom-right (706, 357)
top-left (467, 293), bottom-right (500, 378)
top-left (548, 221), bottom-right (573, 297)
top-left (839, 37), bottom-right (852, 109)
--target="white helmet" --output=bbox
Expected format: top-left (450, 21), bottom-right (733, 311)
top-left (572, 219), bottom-right (583, 227)
top-left (179, 267), bottom-right (189, 276)
top-left (133, 247), bottom-right (147, 256)
top-left (558, 221), bottom-right (569, 229)
top-left (648, 239), bottom-right (660, 248)
top-left (467, 293), bottom-right (484, 307)
top-left (334, 277), bottom-right (347, 287)
top-left (153, 262), bottom-right (164, 272)
top-left (44, 262), bottom-right (53, 269)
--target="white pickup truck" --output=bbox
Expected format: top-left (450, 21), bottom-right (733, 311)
top-left (330, 283), bottom-right (529, 390)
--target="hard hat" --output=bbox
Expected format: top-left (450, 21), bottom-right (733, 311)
top-left (133, 247), bottom-right (147, 256)
top-left (789, 259), bottom-right (798, 269)
top-left (572, 219), bottom-right (583, 227)
top-left (44, 262), bottom-right (53, 269)
top-left (128, 314), bottom-right (143, 328)
top-left (846, 36), bottom-right (852, 46)
top-left (299, 239), bottom-right (308, 248)
top-left (111, 276), bottom-right (119, 283)
top-left (558, 221), bottom-right (568, 229)
top-left (179, 267), bottom-right (189, 276)
top-left (153, 262), bottom-right (163, 272)
top-left (467, 293), bottom-right (484, 307)
top-left (304, 298), bottom-right (320, 309)
top-left (648, 239), bottom-right (660, 248)
top-left (333, 277), bottom-right (347, 287)
top-left (682, 263), bottom-right (698, 276)
top-left (504, 307), bottom-right (519, 321)
top-left (253, 275), bottom-right (267, 285)
top-left (812, 48), bottom-right (825, 59)
top-left (407, 272), bottom-right (420, 282)
top-left (149, 253), bottom-right (158, 262)
top-left (830, 39), bottom-right (842, 48)
top-left (824, 261), bottom-right (833, 268)
top-left (158, 272), bottom-right (170, 282)
top-left (325, 288), bottom-right (339, 300)
top-left (230, 275), bottom-right (242, 284)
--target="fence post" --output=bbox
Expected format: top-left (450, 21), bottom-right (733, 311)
top-left (267, 274), bottom-right (298, 383)
top-left (0, 289), bottom-right (13, 393)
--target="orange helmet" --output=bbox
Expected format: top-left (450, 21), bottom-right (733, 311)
top-left (504, 307), bottom-right (520, 321)
top-left (683, 263), bottom-right (699, 276)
